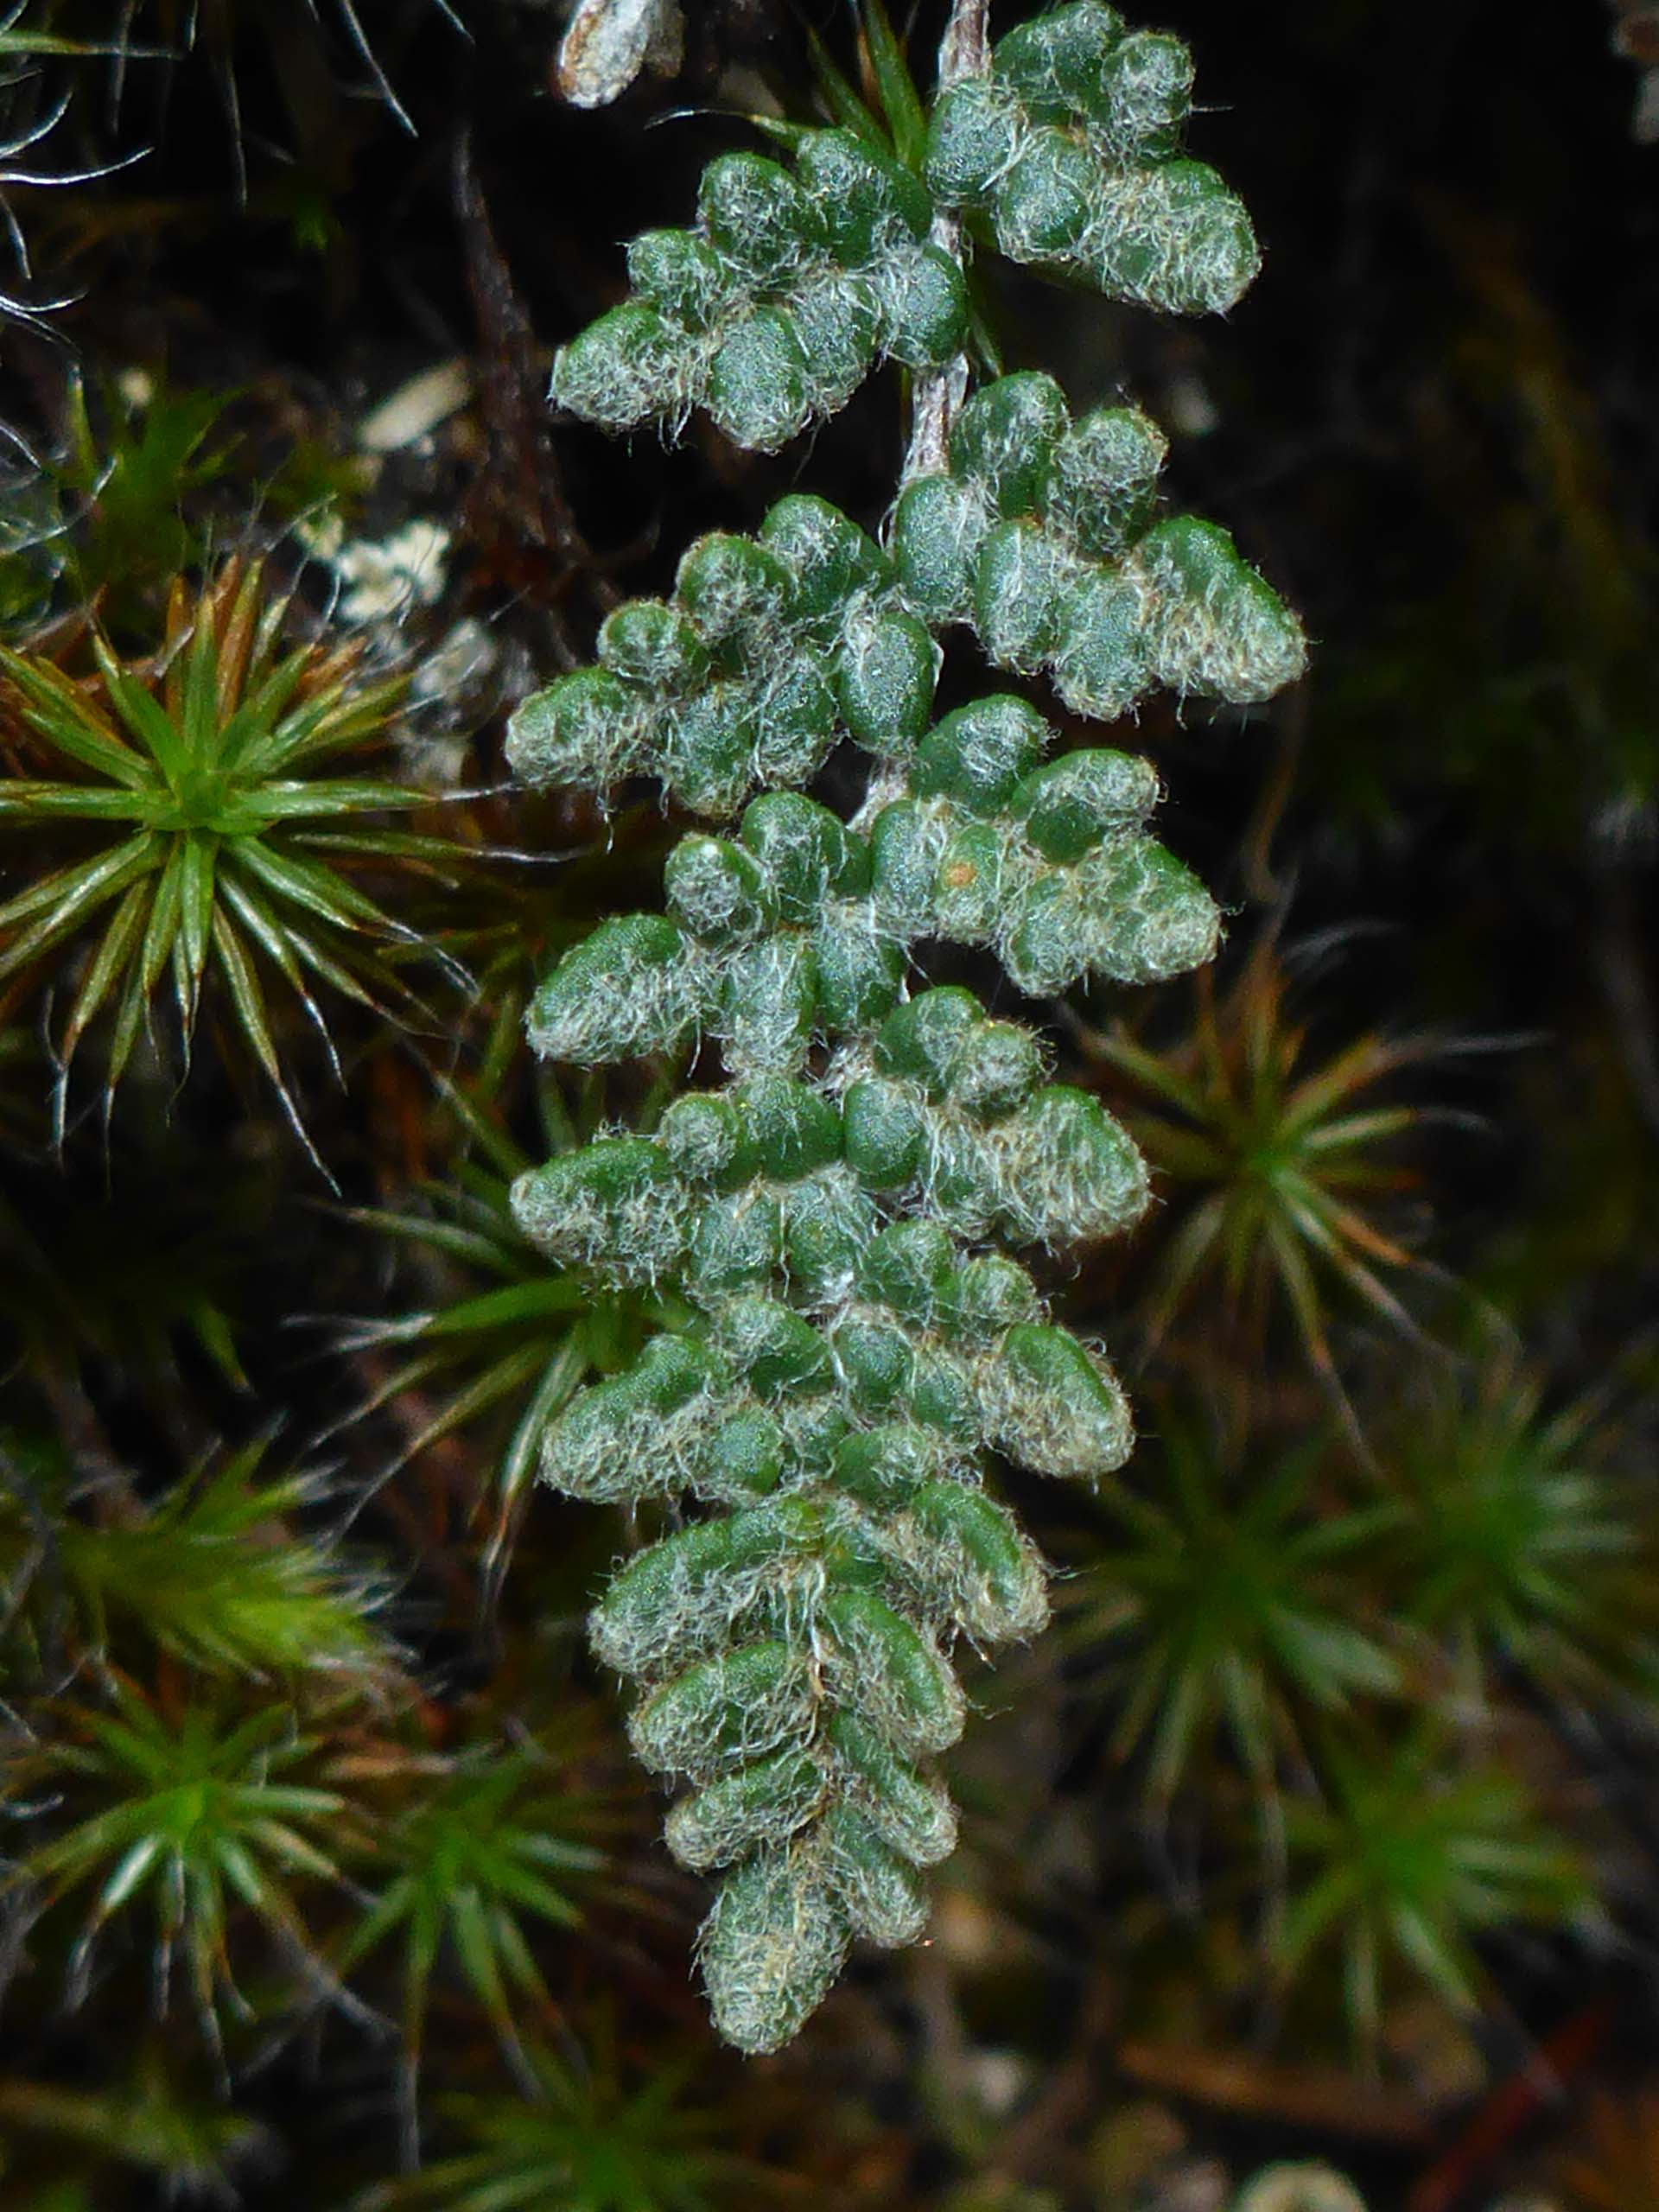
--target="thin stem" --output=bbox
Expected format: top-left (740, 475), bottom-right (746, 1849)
top-left (901, 0), bottom-right (989, 483)
top-left (936, 0), bottom-right (990, 85)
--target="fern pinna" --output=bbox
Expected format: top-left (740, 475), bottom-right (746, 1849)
top-left (505, 0), bottom-right (1305, 2053)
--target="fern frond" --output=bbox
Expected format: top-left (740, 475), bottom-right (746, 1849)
top-left (499, 0), bottom-right (1306, 2052)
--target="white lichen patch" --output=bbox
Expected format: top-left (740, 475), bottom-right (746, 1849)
top-left (556, 0), bottom-right (684, 108)
top-left (334, 520), bottom-right (452, 626)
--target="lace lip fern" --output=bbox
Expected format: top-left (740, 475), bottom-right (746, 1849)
top-left (499, 0), bottom-right (1306, 2052)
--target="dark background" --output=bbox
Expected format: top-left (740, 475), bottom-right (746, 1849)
top-left (2, 3), bottom-right (1657, 2207)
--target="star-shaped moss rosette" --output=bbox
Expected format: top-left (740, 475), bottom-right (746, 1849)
top-left (550, 130), bottom-right (969, 452)
top-left (925, 0), bottom-right (1260, 313)
top-left (0, 558), bottom-right (461, 1147)
top-left (13, 1689), bottom-right (348, 2054)
top-left (1279, 1726), bottom-right (1589, 2049)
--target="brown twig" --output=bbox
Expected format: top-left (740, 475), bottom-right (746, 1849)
top-left (1407, 1999), bottom-right (1613, 2212)
top-left (1116, 2039), bottom-right (1440, 2151)
top-left (454, 129), bottom-right (604, 655)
